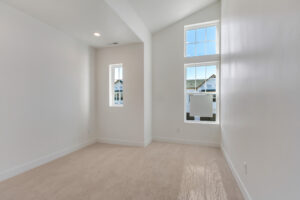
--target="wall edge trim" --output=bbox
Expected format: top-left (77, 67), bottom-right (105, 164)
top-left (221, 144), bottom-right (253, 200)
top-left (97, 137), bottom-right (146, 147)
top-left (0, 138), bottom-right (97, 182)
top-left (153, 136), bottom-right (220, 147)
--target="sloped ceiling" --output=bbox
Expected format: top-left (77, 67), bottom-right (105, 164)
top-left (2, 0), bottom-right (141, 47)
top-left (2, 0), bottom-right (218, 47)
top-left (128, 0), bottom-right (218, 33)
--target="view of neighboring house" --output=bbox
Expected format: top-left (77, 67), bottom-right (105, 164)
top-left (114, 80), bottom-right (123, 105)
top-left (186, 74), bottom-right (216, 93)
top-left (186, 74), bottom-right (216, 120)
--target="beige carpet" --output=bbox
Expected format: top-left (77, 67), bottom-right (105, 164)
top-left (0, 142), bottom-right (244, 200)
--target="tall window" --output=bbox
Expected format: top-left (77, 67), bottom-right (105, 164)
top-left (184, 20), bottom-right (220, 123)
top-left (109, 64), bottom-right (123, 107)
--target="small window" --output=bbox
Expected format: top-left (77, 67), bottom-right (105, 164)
top-left (185, 21), bottom-right (219, 57)
top-left (184, 63), bottom-right (219, 123)
top-left (109, 64), bottom-right (123, 107)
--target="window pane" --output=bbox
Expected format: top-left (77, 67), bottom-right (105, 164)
top-left (114, 81), bottom-right (119, 91)
top-left (186, 66), bottom-right (196, 91)
top-left (196, 66), bottom-right (206, 80)
top-left (186, 66), bottom-right (196, 80)
top-left (186, 30), bottom-right (196, 43)
top-left (119, 67), bottom-right (123, 80)
top-left (114, 68), bottom-right (119, 80)
top-left (115, 93), bottom-right (119, 104)
top-left (186, 94), bottom-right (191, 113)
top-left (206, 65), bottom-right (216, 78)
top-left (206, 26), bottom-right (216, 41)
top-left (119, 81), bottom-right (123, 91)
top-left (196, 42), bottom-right (205, 56)
top-left (196, 67), bottom-right (206, 92)
top-left (186, 80), bottom-right (196, 91)
top-left (212, 102), bottom-right (216, 114)
top-left (205, 65), bottom-right (217, 92)
top-left (206, 79), bottom-right (216, 92)
top-left (186, 43), bottom-right (196, 57)
top-left (196, 28), bottom-right (206, 42)
top-left (206, 41), bottom-right (216, 55)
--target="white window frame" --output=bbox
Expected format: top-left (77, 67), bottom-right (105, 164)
top-left (109, 63), bottom-right (123, 107)
top-left (184, 20), bottom-right (220, 61)
top-left (184, 62), bottom-right (220, 124)
top-left (184, 20), bottom-right (220, 124)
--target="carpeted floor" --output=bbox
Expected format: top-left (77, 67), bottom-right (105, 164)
top-left (0, 142), bottom-right (244, 200)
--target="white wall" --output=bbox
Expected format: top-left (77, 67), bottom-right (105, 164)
top-left (104, 0), bottom-right (153, 146)
top-left (221, 0), bottom-right (300, 199)
top-left (96, 43), bottom-right (145, 146)
top-left (152, 2), bottom-right (221, 146)
top-left (0, 2), bottom-right (96, 181)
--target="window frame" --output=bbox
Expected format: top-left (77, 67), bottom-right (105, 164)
top-left (184, 20), bottom-right (220, 59)
top-left (183, 20), bottom-right (220, 125)
top-left (184, 62), bottom-right (220, 124)
top-left (109, 63), bottom-right (124, 107)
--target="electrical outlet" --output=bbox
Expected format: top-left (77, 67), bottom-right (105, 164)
top-left (243, 161), bottom-right (248, 175)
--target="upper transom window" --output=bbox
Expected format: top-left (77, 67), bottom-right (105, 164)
top-left (184, 21), bottom-right (219, 57)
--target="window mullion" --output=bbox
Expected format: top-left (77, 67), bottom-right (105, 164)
top-left (204, 66), bottom-right (207, 92)
top-left (194, 66), bottom-right (196, 93)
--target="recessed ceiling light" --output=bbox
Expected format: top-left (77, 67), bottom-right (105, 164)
top-left (93, 32), bottom-right (101, 37)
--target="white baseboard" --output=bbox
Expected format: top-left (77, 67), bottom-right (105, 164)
top-left (97, 137), bottom-right (146, 147)
top-left (153, 136), bottom-right (220, 147)
top-left (144, 136), bottom-right (152, 147)
top-left (221, 144), bottom-right (252, 200)
top-left (0, 138), bottom-right (97, 182)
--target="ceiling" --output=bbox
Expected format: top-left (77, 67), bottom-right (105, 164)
top-left (128, 0), bottom-right (218, 33)
top-left (2, 0), bottom-right (141, 48)
top-left (2, 0), bottom-right (218, 47)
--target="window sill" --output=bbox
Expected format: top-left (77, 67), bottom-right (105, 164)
top-left (110, 105), bottom-right (124, 108)
top-left (184, 120), bottom-right (219, 125)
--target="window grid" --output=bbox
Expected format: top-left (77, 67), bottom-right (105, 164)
top-left (186, 65), bottom-right (217, 95)
top-left (184, 64), bottom-right (218, 123)
top-left (184, 22), bottom-right (219, 57)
